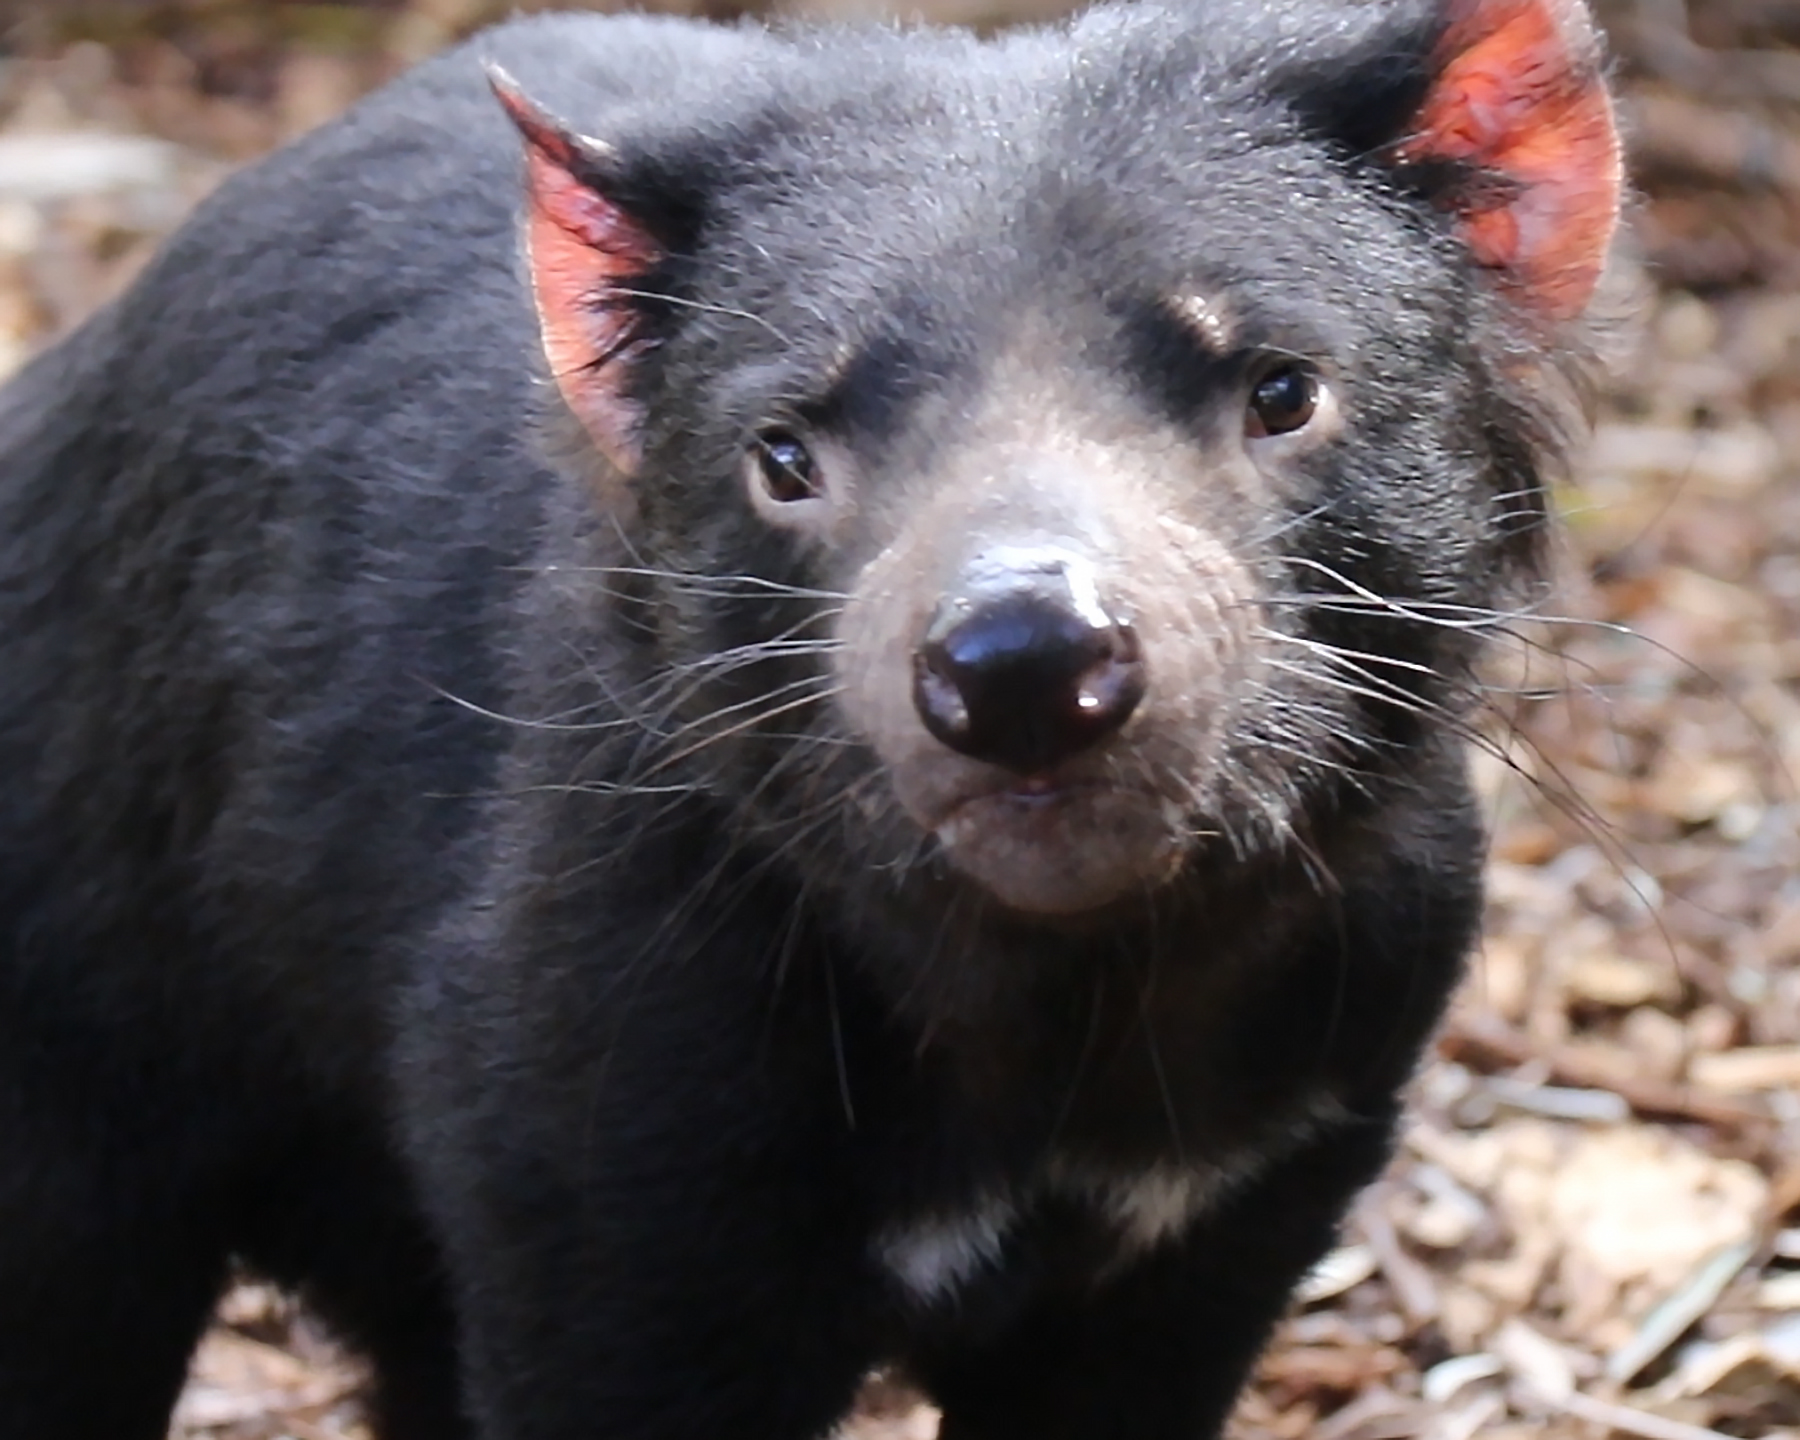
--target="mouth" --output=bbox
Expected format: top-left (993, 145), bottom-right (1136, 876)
top-left (925, 768), bottom-right (1188, 917)
top-left (947, 768), bottom-right (1094, 808)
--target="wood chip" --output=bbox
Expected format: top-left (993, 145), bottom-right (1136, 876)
top-left (1606, 1239), bottom-right (1759, 1385)
top-left (1690, 1045), bottom-right (1800, 1093)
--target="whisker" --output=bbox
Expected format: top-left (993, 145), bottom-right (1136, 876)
top-left (605, 288), bottom-right (793, 345)
top-left (629, 682), bottom-right (844, 781)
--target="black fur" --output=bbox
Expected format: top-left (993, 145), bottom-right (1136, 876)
top-left (0, 3), bottom-right (1609, 1438)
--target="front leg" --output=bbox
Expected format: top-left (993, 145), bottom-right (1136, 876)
top-left (398, 886), bottom-right (885, 1440)
top-left (911, 1111), bottom-right (1399, 1440)
top-left (446, 1140), bottom-right (879, 1440)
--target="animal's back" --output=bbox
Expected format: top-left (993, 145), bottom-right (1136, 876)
top-left (0, 17), bottom-right (772, 1436)
top-left (0, 11), bottom-right (766, 1036)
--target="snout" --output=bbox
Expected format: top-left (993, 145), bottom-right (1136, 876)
top-left (912, 547), bottom-right (1145, 774)
top-left (833, 456), bottom-right (1258, 918)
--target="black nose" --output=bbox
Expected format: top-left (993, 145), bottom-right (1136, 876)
top-left (912, 554), bottom-right (1145, 774)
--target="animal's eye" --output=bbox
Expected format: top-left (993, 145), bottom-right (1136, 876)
top-left (1245, 365), bottom-right (1320, 439)
top-left (749, 427), bottom-right (821, 504)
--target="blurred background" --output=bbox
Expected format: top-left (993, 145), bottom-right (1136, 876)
top-left (3, 1), bottom-right (1800, 1437)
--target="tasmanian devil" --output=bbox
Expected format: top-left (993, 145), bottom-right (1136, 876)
top-left (0, 0), bottom-right (1623, 1435)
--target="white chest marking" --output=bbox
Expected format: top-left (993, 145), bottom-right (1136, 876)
top-left (1044, 1160), bottom-right (1220, 1253)
top-left (877, 1093), bottom-right (1350, 1303)
top-left (877, 1196), bottom-right (1017, 1305)
top-left (1104, 1167), bottom-right (1215, 1249)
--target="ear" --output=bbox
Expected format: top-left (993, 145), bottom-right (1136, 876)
top-left (1392, 0), bottom-right (1622, 322)
top-left (488, 65), bottom-right (663, 475)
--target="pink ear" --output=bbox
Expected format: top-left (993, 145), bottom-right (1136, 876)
top-left (490, 69), bottom-right (662, 474)
top-left (1395, 0), bottom-right (1622, 322)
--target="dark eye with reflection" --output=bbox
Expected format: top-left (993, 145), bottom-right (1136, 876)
top-left (1245, 364), bottom-right (1320, 439)
top-left (750, 427), bottom-right (821, 503)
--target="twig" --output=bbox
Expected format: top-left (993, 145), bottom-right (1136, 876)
top-left (1439, 1015), bottom-right (1769, 1135)
top-left (1555, 1389), bottom-right (1747, 1440)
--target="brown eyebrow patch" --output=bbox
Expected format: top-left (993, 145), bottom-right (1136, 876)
top-left (816, 340), bottom-right (860, 398)
top-left (1163, 293), bottom-right (1234, 354)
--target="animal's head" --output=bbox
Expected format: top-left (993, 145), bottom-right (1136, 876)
top-left (494, 0), bottom-right (1623, 921)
